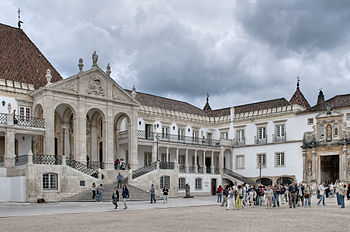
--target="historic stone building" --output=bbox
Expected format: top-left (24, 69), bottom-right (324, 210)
top-left (0, 23), bottom-right (349, 202)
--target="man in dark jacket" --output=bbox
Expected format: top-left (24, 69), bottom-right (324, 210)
top-left (289, 182), bottom-right (298, 208)
top-left (221, 184), bottom-right (229, 207)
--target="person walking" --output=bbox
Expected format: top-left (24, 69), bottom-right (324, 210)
top-left (221, 185), bottom-right (228, 207)
top-left (304, 184), bottom-right (312, 207)
top-left (226, 186), bottom-right (235, 210)
top-left (117, 173), bottom-right (123, 189)
top-left (236, 185), bottom-right (243, 210)
top-left (150, 184), bottom-right (156, 203)
top-left (96, 184), bottom-right (104, 202)
top-left (279, 184), bottom-right (286, 204)
top-left (335, 180), bottom-right (340, 206)
top-left (112, 187), bottom-right (119, 209)
top-left (272, 183), bottom-right (280, 207)
top-left (297, 183), bottom-right (305, 207)
top-left (91, 183), bottom-right (96, 200)
top-left (248, 186), bottom-right (256, 207)
top-left (337, 183), bottom-right (348, 208)
top-left (265, 185), bottom-right (273, 207)
top-left (288, 182), bottom-right (298, 208)
top-left (163, 186), bottom-right (169, 203)
top-left (317, 182), bottom-right (328, 206)
top-left (217, 185), bottom-right (223, 203)
top-left (122, 185), bottom-right (129, 209)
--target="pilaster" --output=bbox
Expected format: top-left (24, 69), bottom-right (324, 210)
top-left (4, 128), bottom-right (15, 167)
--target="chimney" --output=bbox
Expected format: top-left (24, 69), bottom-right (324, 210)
top-left (317, 89), bottom-right (325, 105)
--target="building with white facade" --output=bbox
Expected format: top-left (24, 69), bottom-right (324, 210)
top-left (1, 23), bottom-right (349, 202)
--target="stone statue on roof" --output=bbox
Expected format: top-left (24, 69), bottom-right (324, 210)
top-left (92, 51), bottom-right (98, 67)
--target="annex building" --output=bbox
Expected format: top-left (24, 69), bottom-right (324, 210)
top-left (1, 23), bottom-right (350, 202)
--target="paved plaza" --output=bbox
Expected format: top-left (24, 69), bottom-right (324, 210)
top-left (1, 196), bottom-right (350, 232)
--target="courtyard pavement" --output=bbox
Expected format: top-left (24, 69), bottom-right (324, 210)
top-left (1, 196), bottom-right (350, 232)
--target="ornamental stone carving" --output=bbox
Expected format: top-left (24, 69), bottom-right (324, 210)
top-left (62, 82), bottom-right (78, 93)
top-left (88, 75), bottom-right (105, 96)
top-left (112, 90), bottom-right (126, 102)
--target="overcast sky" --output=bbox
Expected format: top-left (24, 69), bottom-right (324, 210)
top-left (1, 0), bottom-right (350, 109)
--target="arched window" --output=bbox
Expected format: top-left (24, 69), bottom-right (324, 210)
top-left (42, 173), bottom-right (58, 190)
top-left (160, 176), bottom-right (170, 189)
top-left (179, 177), bottom-right (186, 190)
top-left (195, 178), bottom-right (202, 190)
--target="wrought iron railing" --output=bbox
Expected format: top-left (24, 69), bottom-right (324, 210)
top-left (66, 158), bottom-right (98, 177)
top-left (13, 115), bottom-right (45, 128)
top-left (179, 164), bottom-right (186, 173)
top-left (206, 166), bottom-right (211, 174)
top-left (132, 162), bottom-right (157, 179)
top-left (189, 165), bottom-right (196, 173)
top-left (0, 113), bottom-right (7, 124)
top-left (88, 161), bottom-right (105, 169)
top-left (137, 130), bottom-right (220, 147)
top-left (273, 134), bottom-right (286, 143)
top-left (33, 154), bottom-right (62, 165)
top-left (15, 155), bottom-right (28, 166)
top-left (223, 168), bottom-right (257, 185)
top-left (255, 136), bottom-right (267, 145)
top-left (234, 138), bottom-right (246, 146)
top-left (159, 162), bottom-right (175, 170)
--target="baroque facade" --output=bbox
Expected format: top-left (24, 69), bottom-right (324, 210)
top-left (1, 23), bottom-right (350, 202)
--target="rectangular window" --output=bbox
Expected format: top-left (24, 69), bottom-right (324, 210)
top-left (193, 130), bottom-right (199, 142)
top-left (257, 153), bottom-right (266, 168)
top-left (19, 106), bottom-right (31, 121)
top-left (178, 129), bottom-right (184, 140)
top-left (334, 123), bottom-right (338, 137)
top-left (275, 152), bottom-right (285, 167)
top-left (308, 118), bottom-right (313, 125)
top-left (257, 127), bottom-right (266, 139)
top-left (195, 178), bottom-right (202, 190)
top-left (179, 155), bottom-right (185, 165)
top-left (275, 124), bottom-right (285, 137)
top-left (236, 155), bottom-right (245, 169)
top-left (320, 124), bottom-right (325, 138)
top-left (161, 153), bottom-right (167, 162)
top-left (43, 173), bottom-right (58, 190)
top-left (179, 178), bottom-right (186, 190)
top-left (220, 132), bottom-right (228, 139)
top-left (236, 129), bottom-right (245, 141)
top-left (162, 127), bottom-right (169, 138)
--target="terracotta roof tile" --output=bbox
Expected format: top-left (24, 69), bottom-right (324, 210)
top-left (289, 87), bottom-right (310, 108)
top-left (234, 98), bottom-right (291, 114)
top-left (0, 23), bottom-right (62, 89)
top-left (304, 94), bottom-right (350, 113)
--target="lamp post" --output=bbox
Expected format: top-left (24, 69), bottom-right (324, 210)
top-left (259, 160), bottom-right (262, 184)
top-left (155, 133), bottom-right (160, 162)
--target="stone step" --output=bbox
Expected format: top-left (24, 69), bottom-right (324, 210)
top-left (63, 182), bottom-right (161, 202)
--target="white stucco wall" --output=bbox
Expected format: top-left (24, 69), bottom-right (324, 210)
top-left (0, 176), bottom-right (26, 202)
top-left (178, 173), bottom-right (222, 194)
top-left (0, 96), bottom-right (17, 114)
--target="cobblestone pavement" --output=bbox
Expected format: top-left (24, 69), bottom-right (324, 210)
top-left (1, 197), bottom-right (349, 232)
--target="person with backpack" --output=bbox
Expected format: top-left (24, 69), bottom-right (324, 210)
top-left (112, 187), bottom-right (119, 209)
top-left (336, 183), bottom-right (347, 208)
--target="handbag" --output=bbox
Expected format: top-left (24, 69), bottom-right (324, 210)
top-left (304, 193), bottom-right (310, 198)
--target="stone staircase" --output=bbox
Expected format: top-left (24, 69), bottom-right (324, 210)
top-left (132, 162), bottom-right (157, 179)
top-left (223, 168), bottom-right (257, 185)
top-left (63, 181), bottom-right (160, 202)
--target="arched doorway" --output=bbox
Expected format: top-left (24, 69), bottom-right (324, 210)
top-left (54, 104), bottom-right (75, 159)
top-left (32, 104), bottom-right (44, 154)
top-left (222, 178), bottom-right (233, 187)
top-left (114, 113), bottom-right (131, 169)
top-left (256, 178), bottom-right (273, 186)
top-left (86, 108), bottom-right (105, 169)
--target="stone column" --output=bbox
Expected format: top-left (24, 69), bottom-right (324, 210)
top-left (210, 151), bottom-right (214, 174)
top-left (311, 147), bottom-right (317, 182)
top-left (44, 97), bottom-right (55, 157)
top-left (27, 149), bottom-right (33, 165)
top-left (166, 147), bottom-right (170, 162)
top-left (4, 128), bottom-right (15, 167)
top-left (302, 149), bottom-right (307, 182)
top-left (219, 147), bottom-right (224, 174)
top-left (202, 151), bottom-right (206, 174)
top-left (152, 143), bottom-right (157, 162)
top-left (194, 150), bottom-right (198, 173)
top-left (185, 149), bottom-right (189, 173)
top-left (129, 111), bottom-right (139, 170)
top-left (62, 124), bottom-right (70, 157)
top-left (341, 144), bottom-right (347, 181)
top-left (176, 148), bottom-right (179, 164)
top-left (105, 114), bottom-right (115, 170)
top-left (75, 96), bottom-right (86, 163)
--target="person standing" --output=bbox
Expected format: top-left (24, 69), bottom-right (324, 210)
top-left (336, 184), bottom-right (348, 208)
top-left (91, 183), bottom-right (96, 200)
top-left (112, 187), bottom-right (119, 209)
top-left (122, 185), bottom-right (129, 209)
top-left (297, 183), bottom-right (305, 207)
top-left (335, 180), bottom-right (340, 206)
top-left (163, 186), bottom-right (169, 203)
top-left (272, 183), bottom-right (280, 207)
top-left (317, 182), bottom-right (328, 206)
top-left (150, 184), bottom-right (156, 203)
top-left (117, 173), bottom-right (123, 189)
top-left (248, 186), bottom-right (256, 207)
top-left (96, 184), bottom-right (104, 202)
top-left (217, 185), bottom-right (223, 203)
top-left (304, 184), bottom-right (312, 207)
top-left (279, 184), bottom-right (286, 204)
top-left (221, 185), bottom-right (228, 207)
top-left (265, 186), bottom-right (273, 208)
top-left (288, 182), bottom-right (298, 208)
top-left (347, 183), bottom-right (350, 201)
top-left (236, 185), bottom-right (243, 210)
top-left (226, 186), bottom-right (235, 210)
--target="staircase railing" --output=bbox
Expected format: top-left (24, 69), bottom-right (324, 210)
top-left (159, 162), bottom-right (174, 170)
top-left (132, 162), bottom-right (157, 179)
top-left (223, 168), bottom-right (257, 185)
top-left (66, 158), bottom-right (98, 177)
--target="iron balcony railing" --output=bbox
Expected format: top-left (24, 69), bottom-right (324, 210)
top-left (66, 158), bottom-right (99, 176)
top-left (234, 138), bottom-right (246, 146)
top-left (179, 164), bottom-right (186, 173)
top-left (206, 166), bottom-right (211, 174)
top-left (273, 134), bottom-right (286, 143)
top-left (189, 165), bottom-right (196, 173)
top-left (0, 113), bottom-right (7, 124)
top-left (15, 155), bottom-right (28, 166)
top-left (14, 115), bottom-right (45, 128)
top-left (159, 162), bottom-right (175, 170)
top-left (88, 160), bottom-right (105, 169)
top-left (137, 130), bottom-right (220, 147)
top-left (255, 136), bottom-right (267, 145)
top-left (33, 154), bottom-right (62, 165)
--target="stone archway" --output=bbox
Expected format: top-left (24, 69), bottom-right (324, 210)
top-left (54, 104), bottom-right (76, 159)
top-left (86, 108), bottom-right (106, 169)
top-left (114, 113), bottom-right (131, 169)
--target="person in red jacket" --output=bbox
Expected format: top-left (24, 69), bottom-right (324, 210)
top-left (217, 185), bottom-right (224, 203)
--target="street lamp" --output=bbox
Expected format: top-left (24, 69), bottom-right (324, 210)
top-left (155, 133), bottom-right (160, 162)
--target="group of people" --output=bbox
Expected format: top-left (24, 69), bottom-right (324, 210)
top-left (114, 159), bottom-right (129, 170)
top-left (217, 180), bottom-right (349, 210)
top-left (317, 180), bottom-right (349, 208)
top-left (150, 184), bottom-right (169, 204)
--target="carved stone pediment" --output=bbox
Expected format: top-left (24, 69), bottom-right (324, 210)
top-left (88, 75), bottom-right (105, 96)
top-left (61, 81), bottom-right (78, 93)
top-left (112, 90), bottom-right (126, 102)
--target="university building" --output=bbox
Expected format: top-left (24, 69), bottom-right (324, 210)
top-left (0, 23), bottom-right (349, 202)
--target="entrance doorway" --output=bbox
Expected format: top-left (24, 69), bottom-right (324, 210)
top-left (211, 179), bottom-right (217, 195)
top-left (99, 142), bottom-right (103, 168)
top-left (321, 155), bottom-right (339, 184)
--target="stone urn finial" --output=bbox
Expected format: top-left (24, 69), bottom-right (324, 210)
top-left (92, 51), bottom-right (98, 67)
top-left (78, 58), bottom-right (84, 72)
top-left (106, 63), bottom-right (111, 76)
top-left (46, 69), bottom-right (52, 85)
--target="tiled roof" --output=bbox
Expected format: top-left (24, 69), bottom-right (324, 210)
top-left (234, 98), bottom-right (291, 114)
top-left (0, 23), bottom-right (62, 89)
top-left (126, 90), bottom-right (208, 116)
top-left (207, 107), bottom-right (231, 117)
top-left (289, 87), bottom-right (310, 109)
top-left (304, 94), bottom-right (350, 113)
